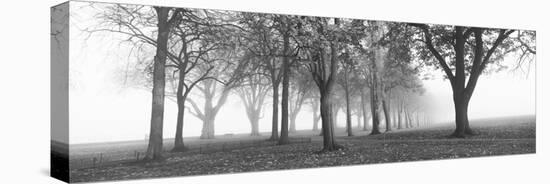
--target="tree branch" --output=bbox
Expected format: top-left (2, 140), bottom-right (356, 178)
top-left (410, 23), bottom-right (455, 82)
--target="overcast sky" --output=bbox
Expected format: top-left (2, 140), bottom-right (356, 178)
top-left (67, 2), bottom-right (535, 144)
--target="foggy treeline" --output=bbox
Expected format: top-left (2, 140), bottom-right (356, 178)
top-left (85, 4), bottom-right (536, 160)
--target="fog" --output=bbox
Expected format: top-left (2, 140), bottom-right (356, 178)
top-left (423, 68), bottom-right (535, 123)
top-left (67, 3), bottom-right (535, 144)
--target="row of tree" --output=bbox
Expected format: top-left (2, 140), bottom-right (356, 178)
top-left (90, 4), bottom-right (535, 160)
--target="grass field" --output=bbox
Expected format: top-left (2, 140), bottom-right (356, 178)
top-left (69, 115), bottom-right (535, 183)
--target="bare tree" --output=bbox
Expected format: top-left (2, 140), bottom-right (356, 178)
top-left (89, 4), bottom-right (183, 159)
top-left (288, 68), bottom-right (312, 133)
top-left (145, 7), bottom-right (181, 160)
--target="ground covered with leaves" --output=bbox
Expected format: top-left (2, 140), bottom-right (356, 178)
top-left (70, 116), bottom-right (535, 183)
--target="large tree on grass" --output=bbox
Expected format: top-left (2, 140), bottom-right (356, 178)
top-left (93, 5), bottom-right (182, 160)
top-left (299, 17), bottom-right (347, 151)
top-left (410, 24), bottom-right (535, 137)
top-left (145, 7), bottom-right (181, 160)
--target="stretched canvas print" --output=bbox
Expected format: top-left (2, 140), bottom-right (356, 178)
top-left (51, 0), bottom-right (537, 183)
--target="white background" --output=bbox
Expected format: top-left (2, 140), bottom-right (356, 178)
top-left (0, 0), bottom-right (547, 183)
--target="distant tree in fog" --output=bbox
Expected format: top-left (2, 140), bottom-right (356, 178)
top-left (289, 67), bottom-right (314, 133)
top-left (239, 13), bottom-right (284, 141)
top-left (165, 9), bottom-right (235, 151)
top-left (236, 66), bottom-right (270, 136)
top-left (187, 48), bottom-right (250, 139)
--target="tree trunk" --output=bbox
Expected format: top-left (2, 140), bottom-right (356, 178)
top-left (245, 107), bottom-right (261, 136)
top-left (197, 84), bottom-right (230, 139)
top-left (289, 109), bottom-right (298, 133)
top-left (172, 69), bottom-right (187, 152)
top-left (397, 105), bottom-right (403, 129)
top-left (289, 91), bottom-right (305, 134)
top-left (361, 92), bottom-right (370, 131)
top-left (415, 112), bottom-right (420, 127)
top-left (448, 26), bottom-right (474, 138)
top-left (320, 93), bottom-right (339, 151)
top-left (344, 84), bottom-right (353, 136)
top-left (313, 100), bottom-right (320, 131)
top-left (369, 84), bottom-right (381, 135)
top-left (250, 113), bottom-right (260, 136)
top-left (450, 92), bottom-right (474, 138)
top-left (313, 117), bottom-right (320, 131)
top-left (382, 99), bottom-right (391, 132)
top-left (278, 24), bottom-right (290, 145)
top-left (311, 18), bottom-right (342, 151)
top-left (145, 7), bottom-right (170, 160)
top-left (332, 106), bottom-right (338, 129)
top-left (270, 84), bottom-right (279, 141)
top-left (406, 110), bottom-right (413, 128)
top-left (290, 113), bottom-right (297, 133)
top-left (238, 77), bottom-right (267, 137)
top-left (356, 113), bottom-right (362, 129)
top-left (200, 89), bottom-right (215, 139)
top-left (363, 114), bottom-right (371, 131)
top-left (200, 114), bottom-right (216, 139)
top-left (369, 23), bottom-right (383, 136)
top-left (406, 109), bottom-right (411, 128)
top-left (393, 110), bottom-right (398, 128)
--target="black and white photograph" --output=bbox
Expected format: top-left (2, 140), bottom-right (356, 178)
top-left (47, 0), bottom-right (540, 183)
